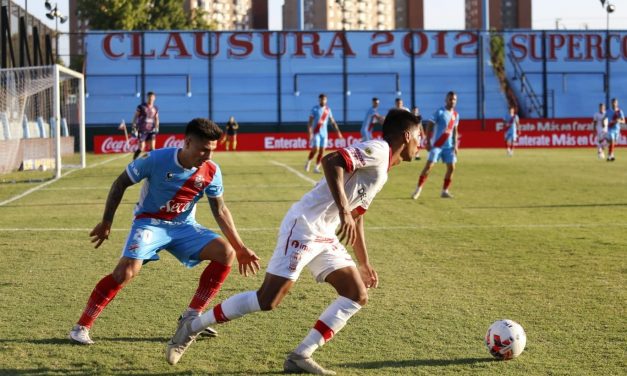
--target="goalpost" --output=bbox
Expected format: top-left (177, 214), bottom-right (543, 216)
top-left (0, 65), bottom-right (86, 179)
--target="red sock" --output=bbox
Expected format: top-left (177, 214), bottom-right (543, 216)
top-left (443, 178), bottom-right (452, 191)
top-left (188, 261), bottom-right (231, 312)
top-left (418, 174), bottom-right (428, 188)
top-left (77, 274), bottom-right (123, 328)
top-left (316, 153), bottom-right (323, 165)
top-left (609, 143), bottom-right (615, 155)
top-left (307, 150), bottom-right (316, 160)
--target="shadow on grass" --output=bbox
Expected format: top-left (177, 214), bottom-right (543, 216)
top-left (0, 367), bottom-right (285, 376)
top-left (343, 357), bottom-right (494, 369)
top-left (465, 203), bottom-right (627, 209)
top-left (0, 336), bottom-right (168, 345)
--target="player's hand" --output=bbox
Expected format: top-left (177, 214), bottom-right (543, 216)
top-left (235, 246), bottom-right (261, 277)
top-left (455, 147), bottom-right (459, 155)
top-left (425, 143), bottom-right (432, 151)
top-left (89, 221), bottom-right (112, 249)
top-left (336, 210), bottom-right (357, 246)
top-left (359, 263), bottom-right (379, 289)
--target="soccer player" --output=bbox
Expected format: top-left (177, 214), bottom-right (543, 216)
top-left (593, 103), bottom-right (608, 159)
top-left (412, 106), bottom-right (424, 160)
top-left (220, 116), bottom-right (239, 151)
top-left (305, 94), bottom-right (343, 173)
top-left (360, 97), bottom-right (384, 141)
top-left (68, 118), bottom-right (260, 345)
top-left (411, 91), bottom-right (460, 199)
top-left (132, 91), bottom-right (160, 160)
top-left (394, 97), bottom-right (410, 112)
top-left (504, 106), bottom-right (519, 156)
top-left (606, 98), bottom-right (625, 162)
top-left (165, 109), bottom-right (422, 374)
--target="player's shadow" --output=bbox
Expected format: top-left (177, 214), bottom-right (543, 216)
top-left (343, 357), bottom-right (493, 369)
top-left (0, 336), bottom-right (168, 345)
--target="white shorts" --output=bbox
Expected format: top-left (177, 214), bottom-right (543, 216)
top-left (266, 215), bottom-right (356, 283)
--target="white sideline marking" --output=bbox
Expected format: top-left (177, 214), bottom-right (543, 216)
top-left (270, 161), bottom-right (317, 186)
top-left (0, 154), bottom-right (127, 207)
top-left (1, 223), bottom-right (626, 232)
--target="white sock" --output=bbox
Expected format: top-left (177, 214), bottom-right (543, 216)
top-left (294, 296), bottom-right (361, 358)
top-left (191, 290), bottom-right (260, 332)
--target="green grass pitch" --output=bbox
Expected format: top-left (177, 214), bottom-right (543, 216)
top-left (0, 149), bottom-right (625, 375)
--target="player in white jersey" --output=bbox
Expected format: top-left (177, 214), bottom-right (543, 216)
top-left (165, 109), bottom-right (422, 374)
top-left (593, 103), bottom-right (608, 159)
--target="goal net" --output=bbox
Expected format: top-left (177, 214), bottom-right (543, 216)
top-left (0, 65), bottom-right (86, 178)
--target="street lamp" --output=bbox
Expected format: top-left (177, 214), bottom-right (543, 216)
top-left (601, 0), bottom-right (615, 106)
top-left (45, 1), bottom-right (68, 62)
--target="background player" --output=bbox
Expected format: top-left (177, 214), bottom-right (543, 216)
top-left (606, 98), bottom-right (625, 161)
top-left (132, 91), bottom-right (160, 160)
top-left (360, 97), bottom-right (384, 141)
top-left (69, 118), bottom-right (260, 345)
top-left (165, 110), bottom-right (422, 374)
top-left (504, 106), bottom-right (519, 156)
top-left (412, 106), bottom-right (424, 160)
top-left (394, 97), bottom-right (410, 112)
top-left (412, 91), bottom-right (460, 199)
top-left (593, 103), bottom-right (608, 159)
top-left (220, 116), bottom-right (239, 151)
top-left (305, 94), bottom-right (343, 173)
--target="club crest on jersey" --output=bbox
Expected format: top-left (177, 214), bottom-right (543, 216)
top-left (165, 172), bottom-right (173, 181)
top-left (194, 175), bottom-right (204, 189)
top-left (364, 147), bottom-right (373, 155)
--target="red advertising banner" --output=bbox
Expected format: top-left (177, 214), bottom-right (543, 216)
top-left (94, 118), bottom-right (625, 154)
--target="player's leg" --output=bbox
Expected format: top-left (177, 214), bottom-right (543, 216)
top-left (149, 133), bottom-right (157, 152)
top-left (70, 257), bottom-right (143, 345)
top-left (285, 264), bottom-right (364, 376)
top-left (441, 161), bottom-right (456, 198)
top-left (608, 135), bottom-right (616, 161)
top-left (314, 145), bottom-right (326, 173)
top-left (412, 156), bottom-right (435, 199)
top-left (597, 132), bottom-right (605, 159)
top-left (232, 134), bottom-right (237, 151)
top-left (133, 138), bottom-right (145, 160)
top-left (305, 142), bottom-right (317, 172)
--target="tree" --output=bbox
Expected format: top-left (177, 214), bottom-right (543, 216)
top-left (77, 0), bottom-right (211, 31)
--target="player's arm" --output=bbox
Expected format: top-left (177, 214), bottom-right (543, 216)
top-left (208, 196), bottom-right (260, 276)
top-left (131, 109), bottom-right (140, 134)
top-left (90, 171), bottom-right (135, 249)
top-left (453, 125), bottom-right (459, 154)
top-left (423, 120), bottom-right (434, 150)
top-left (321, 152), bottom-right (355, 246)
top-left (330, 116), bottom-right (343, 138)
top-left (352, 215), bottom-right (378, 289)
top-left (307, 115), bottom-right (314, 140)
top-left (154, 110), bottom-right (160, 133)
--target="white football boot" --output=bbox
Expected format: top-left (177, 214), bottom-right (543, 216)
top-left (284, 352), bottom-right (336, 375)
top-left (69, 325), bottom-right (95, 345)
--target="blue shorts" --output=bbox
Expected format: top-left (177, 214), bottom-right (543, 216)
top-left (505, 132), bottom-right (517, 142)
top-left (360, 129), bottom-right (373, 141)
top-left (607, 129), bottom-right (620, 142)
top-left (310, 133), bottom-right (328, 148)
top-left (122, 218), bottom-right (220, 268)
top-left (428, 147), bottom-right (456, 164)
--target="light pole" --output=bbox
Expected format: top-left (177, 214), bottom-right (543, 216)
top-left (336, 0), bottom-right (348, 128)
top-left (45, 1), bottom-right (67, 63)
top-left (601, 0), bottom-right (615, 106)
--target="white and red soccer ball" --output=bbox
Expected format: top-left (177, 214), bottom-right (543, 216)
top-left (485, 319), bottom-right (526, 360)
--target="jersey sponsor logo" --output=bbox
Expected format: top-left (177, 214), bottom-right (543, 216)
top-left (348, 147), bottom-right (366, 167)
top-left (159, 199), bottom-right (194, 214)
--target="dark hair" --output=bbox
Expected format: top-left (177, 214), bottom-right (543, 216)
top-left (147, 91), bottom-right (155, 97)
top-left (382, 109), bottom-right (420, 139)
top-left (185, 118), bottom-right (223, 141)
top-left (319, 93), bottom-right (327, 99)
top-left (446, 91), bottom-right (456, 98)
top-left (395, 97), bottom-right (402, 103)
top-left (372, 97), bottom-right (379, 102)
top-left (611, 98), bottom-right (617, 103)
top-left (599, 103), bottom-right (605, 107)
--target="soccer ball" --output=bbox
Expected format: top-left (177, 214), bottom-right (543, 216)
top-left (485, 319), bottom-right (526, 360)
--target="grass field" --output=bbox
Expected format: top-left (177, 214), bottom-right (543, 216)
top-left (0, 148), bottom-right (625, 375)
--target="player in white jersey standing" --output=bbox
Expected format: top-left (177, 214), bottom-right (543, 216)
top-left (165, 109), bottom-right (422, 374)
top-left (593, 103), bottom-right (608, 159)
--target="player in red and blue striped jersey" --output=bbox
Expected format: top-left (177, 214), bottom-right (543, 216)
top-left (360, 97), bottom-right (384, 141)
top-left (69, 118), bottom-right (260, 346)
top-left (504, 106), bottom-right (520, 157)
top-left (305, 94), bottom-right (343, 173)
top-left (606, 98), bottom-right (625, 161)
top-left (412, 91), bottom-right (460, 199)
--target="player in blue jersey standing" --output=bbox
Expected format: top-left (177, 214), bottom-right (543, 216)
top-left (606, 98), bottom-right (625, 161)
top-left (360, 97), bottom-right (384, 141)
top-left (132, 91), bottom-right (160, 160)
top-left (504, 106), bottom-right (519, 156)
top-left (412, 91), bottom-right (460, 199)
top-left (305, 94), bottom-right (343, 173)
top-left (69, 118), bottom-right (260, 345)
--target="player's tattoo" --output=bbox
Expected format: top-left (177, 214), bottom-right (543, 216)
top-left (102, 172), bottom-right (134, 223)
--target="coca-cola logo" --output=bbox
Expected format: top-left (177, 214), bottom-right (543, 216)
top-left (164, 135), bottom-right (185, 148)
top-left (159, 199), bottom-right (193, 214)
top-left (101, 137), bottom-right (137, 153)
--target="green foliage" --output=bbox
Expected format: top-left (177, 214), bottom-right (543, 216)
top-left (489, 30), bottom-right (519, 112)
top-left (77, 0), bottom-right (211, 31)
top-left (0, 149), bottom-right (625, 375)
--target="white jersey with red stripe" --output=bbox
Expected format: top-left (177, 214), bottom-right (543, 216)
top-left (593, 111), bottom-right (608, 135)
top-left (285, 140), bottom-right (390, 238)
top-left (126, 148), bottom-right (223, 223)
